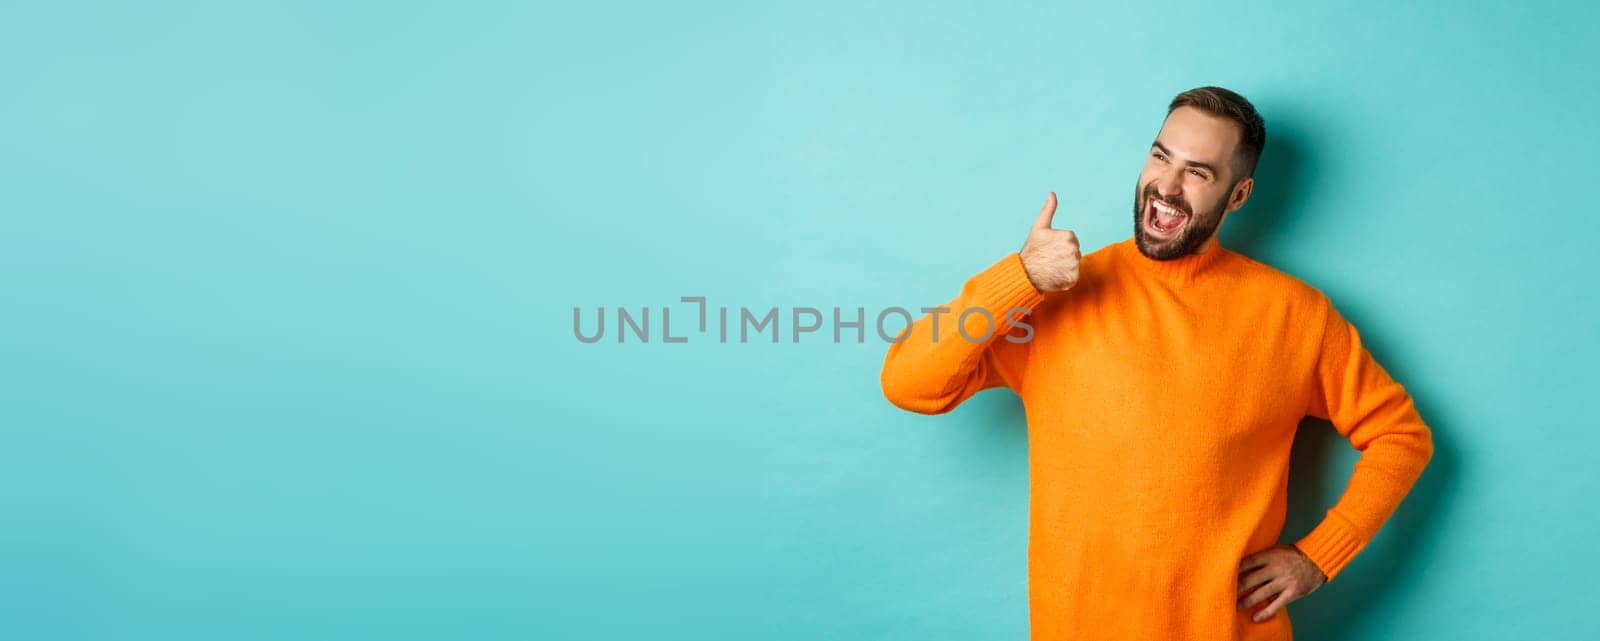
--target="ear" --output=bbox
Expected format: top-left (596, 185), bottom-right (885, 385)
top-left (1225, 176), bottom-right (1254, 213)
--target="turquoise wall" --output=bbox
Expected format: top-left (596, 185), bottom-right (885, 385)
top-left (4, 1), bottom-right (1595, 639)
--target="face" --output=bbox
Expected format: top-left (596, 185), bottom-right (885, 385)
top-left (1133, 106), bottom-right (1254, 260)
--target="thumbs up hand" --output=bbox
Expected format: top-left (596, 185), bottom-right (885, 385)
top-left (1020, 192), bottom-right (1082, 293)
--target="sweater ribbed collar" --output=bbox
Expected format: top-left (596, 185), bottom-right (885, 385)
top-left (1117, 235), bottom-right (1234, 286)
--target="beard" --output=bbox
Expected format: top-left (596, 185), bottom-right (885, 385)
top-left (1132, 180), bottom-right (1231, 261)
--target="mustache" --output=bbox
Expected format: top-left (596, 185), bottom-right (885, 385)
top-left (1142, 184), bottom-right (1193, 216)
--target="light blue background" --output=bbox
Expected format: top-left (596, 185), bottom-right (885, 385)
top-left (3, 1), bottom-right (1595, 639)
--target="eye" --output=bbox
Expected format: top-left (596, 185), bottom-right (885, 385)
top-left (1189, 169), bottom-right (1207, 179)
top-left (1152, 151), bottom-right (1167, 162)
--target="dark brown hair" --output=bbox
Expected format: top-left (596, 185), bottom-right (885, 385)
top-left (1168, 86), bottom-right (1266, 179)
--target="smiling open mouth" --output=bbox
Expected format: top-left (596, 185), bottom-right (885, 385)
top-left (1146, 197), bottom-right (1189, 236)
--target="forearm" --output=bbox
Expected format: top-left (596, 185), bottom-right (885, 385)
top-left (1295, 413), bottom-right (1433, 582)
top-left (879, 252), bottom-right (1043, 414)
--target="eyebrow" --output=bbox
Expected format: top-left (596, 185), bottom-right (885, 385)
top-left (1151, 141), bottom-right (1218, 175)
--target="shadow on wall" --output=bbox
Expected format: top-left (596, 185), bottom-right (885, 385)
top-left (1232, 108), bottom-right (1459, 640)
top-left (1220, 104), bottom-right (1305, 261)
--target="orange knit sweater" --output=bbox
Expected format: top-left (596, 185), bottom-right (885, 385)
top-left (880, 237), bottom-right (1434, 640)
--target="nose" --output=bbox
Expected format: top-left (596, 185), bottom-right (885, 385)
top-left (1155, 164), bottom-right (1184, 200)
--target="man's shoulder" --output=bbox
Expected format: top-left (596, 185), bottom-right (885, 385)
top-left (1082, 238), bottom-right (1126, 259)
top-left (1225, 249), bottom-right (1334, 312)
top-left (1080, 237), bottom-right (1131, 271)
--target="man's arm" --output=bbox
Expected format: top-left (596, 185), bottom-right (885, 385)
top-left (879, 252), bottom-right (1043, 414)
top-left (880, 192), bottom-right (1077, 414)
top-left (1293, 298), bottom-right (1436, 583)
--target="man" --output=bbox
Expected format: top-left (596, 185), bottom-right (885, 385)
top-left (879, 86), bottom-right (1433, 640)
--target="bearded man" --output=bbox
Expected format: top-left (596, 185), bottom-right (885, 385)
top-left (880, 86), bottom-right (1434, 641)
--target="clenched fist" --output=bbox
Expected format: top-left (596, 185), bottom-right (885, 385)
top-left (1020, 192), bottom-right (1081, 293)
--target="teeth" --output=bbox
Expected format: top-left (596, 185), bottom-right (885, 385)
top-left (1152, 200), bottom-right (1185, 217)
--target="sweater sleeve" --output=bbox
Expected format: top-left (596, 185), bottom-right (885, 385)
top-left (1292, 298), bottom-right (1435, 583)
top-left (880, 252), bottom-right (1045, 415)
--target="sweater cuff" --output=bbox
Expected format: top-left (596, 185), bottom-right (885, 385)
top-left (1293, 511), bottom-right (1367, 584)
top-left (969, 252), bottom-right (1046, 319)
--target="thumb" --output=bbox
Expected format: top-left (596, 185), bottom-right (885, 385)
top-left (1033, 191), bottom-right (1058, 230)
